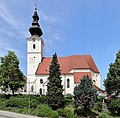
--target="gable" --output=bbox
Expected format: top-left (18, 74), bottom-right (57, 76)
top-left (74, 72), bottom-right (91, 83)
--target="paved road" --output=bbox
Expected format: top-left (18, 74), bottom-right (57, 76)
top-left (0, 110), bottom-right (40, 118)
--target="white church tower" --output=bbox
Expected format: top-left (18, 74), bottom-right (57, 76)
top-left (27, 6), bottom-right (44, 94)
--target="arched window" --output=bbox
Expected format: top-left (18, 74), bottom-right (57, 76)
top-left (93, 80), bottom-right (96, 85)
top-left (39, 88), bottom-right (42, 95)
top-left (40, 79), bottom-right (43, 84)
top-left (33, 44), bottom-right (36, 49)
top-left (67, 79), bottom-right (70, 88)
top-left (31, 85), bottom-right (34, 92)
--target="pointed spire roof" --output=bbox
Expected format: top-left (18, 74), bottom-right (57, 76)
top-left (29, 5), bottom-right (43, 37)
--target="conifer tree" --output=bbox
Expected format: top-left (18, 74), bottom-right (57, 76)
top-left (0, 51), bottom-right (25, 95)
top-left (47, 53), bottom-right (64, 110)
top-left (74, 76), bottom-right (98, 110)
top-left (104, 50), bottom-right (120, 97)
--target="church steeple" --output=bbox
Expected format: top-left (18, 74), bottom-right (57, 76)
top-left (29, 6), bottom-right (43, 37)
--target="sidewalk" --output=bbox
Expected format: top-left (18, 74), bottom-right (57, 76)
top-left (0, 110), bottom-right (40, 118)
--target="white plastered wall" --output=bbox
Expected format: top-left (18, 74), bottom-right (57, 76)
top-left (27, 35), bottom-right (44, 94)
top-left (91, 71), bottom-right (101, 88)
top-left (61, 74), bottom-right (74, 95)
top-left (31, 74), bottom-right (74, 95)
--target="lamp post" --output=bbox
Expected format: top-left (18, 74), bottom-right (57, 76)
top-left (27, 78), bottom-right (30, 114)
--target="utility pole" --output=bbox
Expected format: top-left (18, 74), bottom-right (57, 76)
top-left (27, 78), bottom-right (30, 114)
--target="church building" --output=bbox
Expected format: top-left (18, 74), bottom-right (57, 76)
top-left (27, 7), bottom-right (101, 95)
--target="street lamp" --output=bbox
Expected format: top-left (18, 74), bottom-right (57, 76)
top-left (27, 78), bottom-right (30, 114)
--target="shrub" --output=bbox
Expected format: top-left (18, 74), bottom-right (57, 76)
top-left (38, 104), bottom-right (59, 118)
top-left (57, 108), bottom-right (66, 117)
top-left (74, 108), bottom-right (98, 117)
top-left (65, 93), bottom-right (73, 99)
top-left (17, 107), bottom-right (28, 114)
top-left (0, 98), bottom-right (6, 109)
top-left (6, 98), bottom-right (18, 107)
top-left (49, 111), bottom-right (59, 118)
top-left (0, 94), bottom-right (11, 99)
top-left (98, 113), bottom-right (107, 118)
top-left (36, 95), bottom-right (47, 104)
top-left (31, 106), bottom-right (40, 116)
top-left (94, 102), bottom-right (102, 112)
top-left (38, 104), bottom-right (51, 117)
top-left (30, 99), bottom-right (38, 108)
top-left (108, 98), bottom-right (120, 115)
top-left (5, 97), bottom-right (28, 108)
top-left (98, 96), bottom-right (105, 102)
top-left (65, 109), bottom-right (79, 118)
top-left (64, 98), bottom-right (73, 106)
top-left (74, 109), bottom-right (88, 117)
top-left (5, 95), bottom-right (40, 109)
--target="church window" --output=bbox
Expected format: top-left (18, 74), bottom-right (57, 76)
top-left (39, 88), bottom-right (42, 95)
top-left (93, 80), bottom-right (96, 84)
top-left (33, 44), bottom-right (36, 49)
top-left (67, 79), bottom-right (70, 88)
top-left (40, 79), bottom-right (43, 84)
top-left (31, 85), bottom-right (34, 92)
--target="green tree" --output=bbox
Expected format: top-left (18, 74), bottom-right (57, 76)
top-left (104, 50), bottom-right (120, 97)
top-left (74, 76), bottom-right (98, 110)
top-left (0, 51), bottom-right (25, 95)
top-left (47, 53), bottom-right (64, 110)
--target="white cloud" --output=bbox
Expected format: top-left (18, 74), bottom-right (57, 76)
top-left (44, 31), bottom-right (63, 54)
top-left (0, 27), bottom-right (18, 38)
top-left (0, 43), bottom-right (17, 58)
top-left (0, 1), bottom-right (28, 58)
top-left (0, 4), bottom-right (23, 29)
top-left (38, 10), bottom-right (63, 54)
top-left (0, 35), bottom-right (25, 62)
top-left (39, 10), bottom-right (57, 24)
top-left (0, 2), bottom-right (28, 38)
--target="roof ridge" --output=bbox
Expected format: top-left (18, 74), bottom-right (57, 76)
top-left (43, 55), bottom-right (92, 58)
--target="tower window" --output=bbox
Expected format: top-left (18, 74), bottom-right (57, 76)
top-left (40, 79), bottom-right (43, 84)
top-left (33, 44), bottom-right (36, 49)
top-left (67, 79), bottom-right (70, 88)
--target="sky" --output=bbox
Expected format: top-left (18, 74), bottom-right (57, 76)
top-left (0, 0), bottom-right (120, 89)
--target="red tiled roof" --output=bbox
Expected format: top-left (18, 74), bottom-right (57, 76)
top-left (36, 55), bottom-right (99, 75)
top-left (74, 72), bottom-right (91, 83)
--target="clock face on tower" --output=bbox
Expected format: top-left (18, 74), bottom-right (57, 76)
top-left (32, 38), bottom-right (36, 42)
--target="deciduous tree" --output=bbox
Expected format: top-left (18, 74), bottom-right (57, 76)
top-left (104, 50), bottom-right (120, 97)
top-left (0, 51), bottom-right (25, 95)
